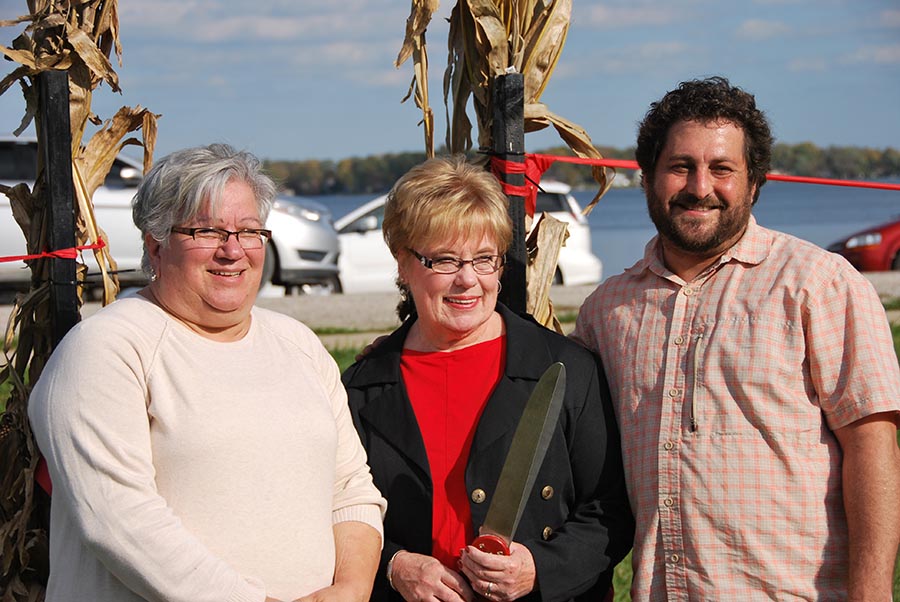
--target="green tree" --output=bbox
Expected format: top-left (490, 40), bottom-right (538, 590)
top-left (260, 143), bottom-right (899, 196)
top-left (824, 146), bottom-right (868, 179)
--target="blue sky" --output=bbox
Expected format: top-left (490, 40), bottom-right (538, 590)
top-left (1, 0), bottom-right (898, 162)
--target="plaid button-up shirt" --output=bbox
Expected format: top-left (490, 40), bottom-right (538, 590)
top-left (573, 216), bottom-right (900, 600)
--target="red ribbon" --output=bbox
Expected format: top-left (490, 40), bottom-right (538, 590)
top-left (490, 154), bottom-right (636, 217)
top-left (528, 154), bottom-right (639, 171)
top-left (36, 457), bottom-right (52, 495)
top-left (489, 155), bottom-right (555, 217)
top-left (490, 154), bottom-right (900, 211)
top-left (0, 239), bottom-right (106, 264)
top-left (764, 173), bottom-right (900, 190)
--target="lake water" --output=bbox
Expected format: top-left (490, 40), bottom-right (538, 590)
top-left (303, 181), bottom-right (900, 282)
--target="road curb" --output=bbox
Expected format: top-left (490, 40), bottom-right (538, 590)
top-left (3, 276), bottom-right (900, 350)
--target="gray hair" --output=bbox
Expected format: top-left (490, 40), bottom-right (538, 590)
top-left (133, 143), bottom-right (278, 275)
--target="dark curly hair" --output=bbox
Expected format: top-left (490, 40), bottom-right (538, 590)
top-left (635, 76), bottom-right (773, 202)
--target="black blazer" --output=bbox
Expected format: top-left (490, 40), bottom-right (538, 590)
top-left (343, 305), bottom-right (634, 602)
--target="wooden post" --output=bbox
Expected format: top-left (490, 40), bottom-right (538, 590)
top-left (38, 70), bottom-right (79, 345)
top-left (491, 73), bottom-right (527, 314)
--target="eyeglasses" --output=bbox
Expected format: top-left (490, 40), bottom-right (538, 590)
top-left (170, 227), bottom-right (272, 249)
top-left (409, 248), bottom-right (505, 275)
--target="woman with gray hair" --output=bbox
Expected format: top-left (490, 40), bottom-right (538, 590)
top-left (28, 144), bottom-right (386, 602)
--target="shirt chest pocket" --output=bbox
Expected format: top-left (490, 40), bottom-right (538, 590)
top-left (692, 316), bottom-right (816, 436)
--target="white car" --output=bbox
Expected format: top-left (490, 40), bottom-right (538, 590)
top-left (335, 180), bottom-right (602, 294)
top-left (0, 137), bottom-right (340, 294)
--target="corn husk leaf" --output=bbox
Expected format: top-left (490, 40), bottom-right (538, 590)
top-left (444, 2), bottom-right (473, 153)
top-left (518, 0), bottom-right (570, 102)
top-left (65, 26), bottom-right (119, 92)
top-left (526, 105), bottom-right (612, 213)
top-left (396, 0), bottom-right (441, 67)
top-left (396, 0), bottom-right (440, 157)
top-left (409, 34), bottom-right (435, 159)
top-left (78, 105), bottom-right (158, 197)
top-left (72, 105), bottom-right (158, 305)
top-left (0, 2), bottom-right (156, 599)
top-left (0, 64), bottom-right (38, 97)
top-left (526, 212), bottom-right (567, 333)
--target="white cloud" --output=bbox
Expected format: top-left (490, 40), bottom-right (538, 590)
top-left (843, 44), bottom-right (900, 65)
top-left (581, 4), bottom-right (681, 29)
top-left (113, 3), bottom-right (408, 85)
top-left (788, 57), bottom-right (828, 72)
top-left (881, 9), bottom-right (900, 28)
top-left (558, 41), bottom-right (689, 76)
top-left (352, 67), bottom-right (412, 88)
top-left (119, 3), bottom-right (402, 44)
top-left (632, 41), bottom-right (690, 60)
top-left (290, 40), bottom-right (396, 69)
top-left (735, 19), bottom-right (791, 40)
top-left (205, 75), bottom-right (229, 87)
top-left (118, 1), bottom-right (217, 28)
top-left (194, 16), bottom-right (320, 42)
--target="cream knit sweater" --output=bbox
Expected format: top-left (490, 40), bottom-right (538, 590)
top-left (28, 296), bottom-right (385, 602)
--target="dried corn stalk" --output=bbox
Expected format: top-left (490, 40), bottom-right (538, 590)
top-left (397, 0), bottom-right (611, 182)
top-left (397, 0), bottom-right (439, 158)
top-left (0, 2), bottom-right (158, 599)
top-left (526, 212), bottom-right (567, 333)
top-left (396, 0), bottom-right (610, 328)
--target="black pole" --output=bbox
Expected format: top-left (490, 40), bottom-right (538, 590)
top-left (491, 73), bottom-right (527, 314)
top-left (38, 70), bottom-right (79, 345)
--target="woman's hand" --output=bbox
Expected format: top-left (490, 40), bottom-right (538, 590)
top-left (458, 542), bottom-right (536, 602)
top-left (355, 334), bottom-right (389, 361)
top-left (295, 521), bottom-right (381, 602)
top-left (390, 550), bottom-right (475, 602)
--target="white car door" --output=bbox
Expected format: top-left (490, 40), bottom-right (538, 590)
top-left (337, 202), bottom-right (397, 294)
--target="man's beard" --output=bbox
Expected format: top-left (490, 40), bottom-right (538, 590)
top-left (646, 188), bottom-right (752, 255)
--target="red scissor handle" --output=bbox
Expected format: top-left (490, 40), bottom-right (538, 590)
top-left (472, 533), bottom-right (510, 555)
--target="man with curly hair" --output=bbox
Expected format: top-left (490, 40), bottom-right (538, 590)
top-left (573, 76), bottom-right (900, 599)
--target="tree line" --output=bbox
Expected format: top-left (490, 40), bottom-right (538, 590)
top-left (262, 143), bottom-right (900, 196)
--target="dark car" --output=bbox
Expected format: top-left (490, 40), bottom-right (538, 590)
top-left (827, 218), bottom-right (900, 271)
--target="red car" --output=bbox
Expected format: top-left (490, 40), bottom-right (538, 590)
top-left (827, 218), bottom-right (900, 271)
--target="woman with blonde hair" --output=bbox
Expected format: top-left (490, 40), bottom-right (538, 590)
top-left (344, 155), bottom-right (633, 602)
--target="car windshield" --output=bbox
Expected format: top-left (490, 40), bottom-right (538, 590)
top-left (346, 205), bottom-right (385, 232)
top-left (0, 141), bottom-right (38, 181)
top-left (535, 192), bottom-right (568, 213)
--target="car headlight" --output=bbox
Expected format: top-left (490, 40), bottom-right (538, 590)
top-left (274, 199), bottom-right (329, 223)
top-left (844, 232), bottom-right (882, 249)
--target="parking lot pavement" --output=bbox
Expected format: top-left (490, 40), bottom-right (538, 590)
top-left (301, 285), bottom-right (594, 348)
top-left (4, 277), bottom-right (900, 350)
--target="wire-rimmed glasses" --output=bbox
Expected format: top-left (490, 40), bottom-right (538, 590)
top-left (408, 248), bottom-right (505, 274)
top-left (170, 227), bottom-right (272, 250)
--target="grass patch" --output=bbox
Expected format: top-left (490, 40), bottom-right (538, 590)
top-left (328, 346), bottom-right (363, 373)
top-left (882, 297), bottom-right (900, 312)
top-left (314, 326), bottom-right (383, 336)
top-left (556, 310), bottom-right (579, 324)
top-left (611, 551), bottom-right (633, 601)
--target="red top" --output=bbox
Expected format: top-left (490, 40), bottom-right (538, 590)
top-left (401, 336), bottom-right (506, 568)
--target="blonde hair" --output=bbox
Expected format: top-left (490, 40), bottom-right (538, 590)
top-left (382, 155), bottom-right (512, 257)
